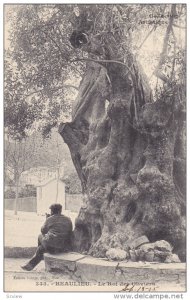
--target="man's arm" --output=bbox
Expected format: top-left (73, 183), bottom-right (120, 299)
top-left (41, 219), bottom-right (49, 234)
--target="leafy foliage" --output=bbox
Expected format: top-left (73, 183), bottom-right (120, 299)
top-left (64, 173), bottom-right (82, 194)
top-left (5, 5), bottom-right (80, 137)
top-left (4, 58), bottom-right (43, 139)
top-left (4, 189), bottom-right (16, 199)
top-left (4, 4), bottom-right (186, 138)
top-left (5, 4), bottom-right (186, 138)
top-left (18, 184), bottom-right (37, 198)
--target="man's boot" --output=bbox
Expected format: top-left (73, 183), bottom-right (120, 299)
top-left (21, 246), bottom-right (44, 271)
top-left (21, 262), bottom-right (34, 271)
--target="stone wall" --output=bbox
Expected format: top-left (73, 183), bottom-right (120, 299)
top-left (5, 194), bottom-right (82, 213)
top-left (44, 252), bottom-right (186, 292)
top-left (4, 197), bottom-right (37, 212)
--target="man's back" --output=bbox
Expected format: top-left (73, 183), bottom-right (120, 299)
top-left (41, 214), bottom-right (73, 250)
top-left (21, 204), bottom-right (73, 271)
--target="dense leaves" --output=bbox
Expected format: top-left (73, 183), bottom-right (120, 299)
top-left (5, 4), bottom-right (186, 139)
top-left (5, 5), bottom-right (80, 138)
top-left (64, 173), bottom-right (82, 194)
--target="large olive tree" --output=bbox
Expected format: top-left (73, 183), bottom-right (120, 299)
top-left (59, 4), bottom-right (186, 261)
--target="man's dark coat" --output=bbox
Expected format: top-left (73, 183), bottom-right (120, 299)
top-left (40, 214), bottom-right (73, 250)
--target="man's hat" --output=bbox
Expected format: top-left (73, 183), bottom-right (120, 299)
top-left (49, 203), bottom-right (62, 211)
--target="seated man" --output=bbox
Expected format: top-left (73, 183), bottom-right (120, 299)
top-left (21, 203), bottom-right (73, 271)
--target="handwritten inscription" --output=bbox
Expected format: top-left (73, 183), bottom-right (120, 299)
top-left (120, 283), bottom-right (156, 292)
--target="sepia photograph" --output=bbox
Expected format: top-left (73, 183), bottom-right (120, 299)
top-left (4, 2), bottom-right (186, 294)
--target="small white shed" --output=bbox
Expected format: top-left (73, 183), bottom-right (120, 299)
top-left (36, 178), bottom-right (65, 215)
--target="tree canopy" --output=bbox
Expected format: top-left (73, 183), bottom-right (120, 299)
top-left (5, 4), bottom-right (186, 139)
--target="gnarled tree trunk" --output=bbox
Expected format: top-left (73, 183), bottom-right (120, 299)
top-left (59, 25), bottom-right (185, 261)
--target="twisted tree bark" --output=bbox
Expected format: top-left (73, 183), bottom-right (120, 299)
top-left (59, 18), bottom-right (186, 261)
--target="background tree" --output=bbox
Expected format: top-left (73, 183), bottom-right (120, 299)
top-left (5, 5), bottom-right (80, 212)
top-left (5, 4), bottom-right (81, 136)
top-left (5, 136), bottom-right (37, 214)
top-left (5, 129), bottom-right (79, 213)
top-left (4, 53), bottom-right (40, 214)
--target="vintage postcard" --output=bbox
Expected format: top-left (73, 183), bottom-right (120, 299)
top-left (4, 3), bottom-right (186, 294)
